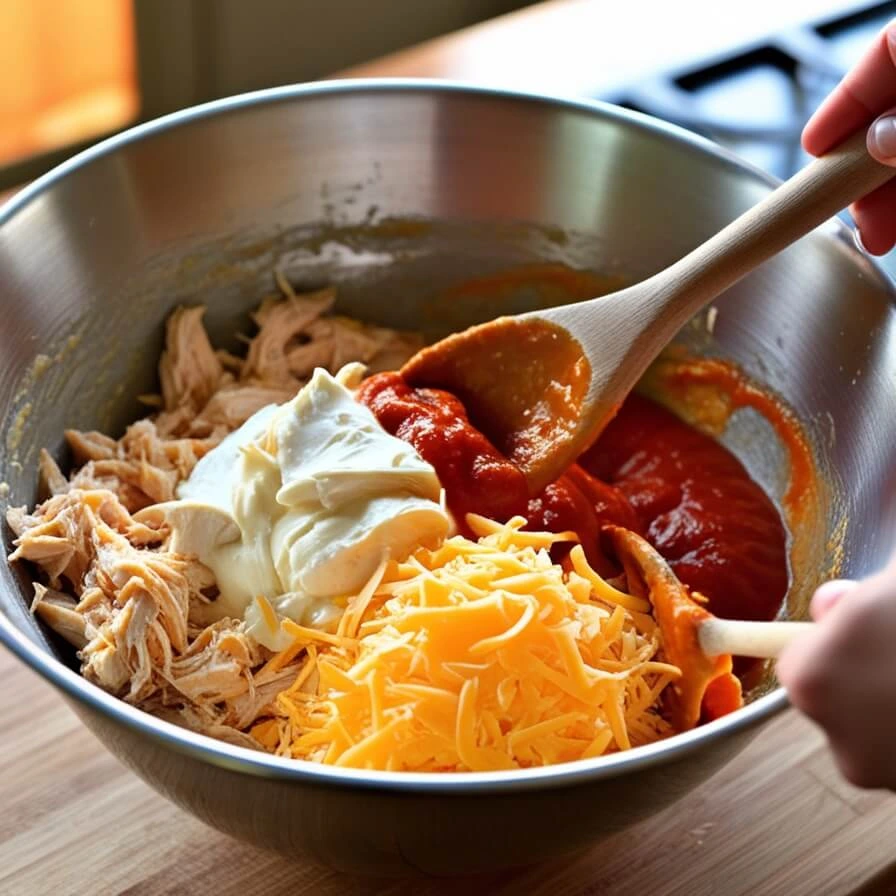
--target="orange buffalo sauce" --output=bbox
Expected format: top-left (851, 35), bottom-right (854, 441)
top-left (360, 371), bottom-right (790, 630)
top-left (357, 372), bottom-right (635, 577)
top-left (436, 262), bottom-right (624, 304)
top-left (641, 355), bottom-right (815, 525)
top-left (356, 371), bottom-right (531, 525)
top-left (580, 392), bottom-right (788, 626)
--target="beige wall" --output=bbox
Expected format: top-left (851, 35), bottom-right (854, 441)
top-left (208, 0), bottom-right (531, 94)
top-left (135, 0), bottom-right (531, 120)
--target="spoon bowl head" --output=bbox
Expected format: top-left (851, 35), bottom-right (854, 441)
top-left (401, 315), bottom-right (590, 493)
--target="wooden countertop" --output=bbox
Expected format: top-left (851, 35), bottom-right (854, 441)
top-left (4, 2), bottom-right (896, 893)
top-left (3, 646), bottom-right (895, 895)
top-left (337, 0), bottom-right (876, 94)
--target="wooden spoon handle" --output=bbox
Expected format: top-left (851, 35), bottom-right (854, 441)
top-left (698, 617), bottom-right (815, 659)
top-left (653, 128), bottom-right (896, 323)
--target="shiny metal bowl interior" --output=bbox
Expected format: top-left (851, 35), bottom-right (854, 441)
top-left (2, 81), bottom-right (896, 876)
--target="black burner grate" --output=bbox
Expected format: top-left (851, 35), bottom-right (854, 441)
top-left (602, 0), bottom-right (895, 179)
top-left (598, 0), bottom-right (896, 271)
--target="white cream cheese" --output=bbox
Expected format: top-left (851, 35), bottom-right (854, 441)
top-left (143, 364), bottom-right (450, 649)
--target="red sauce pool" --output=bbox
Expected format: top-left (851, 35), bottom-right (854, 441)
top-left (358, 375), bottom-right (788, 625)
top-left (580, 393), bottom-right (788, 623)
top-left (356, 372), bottom-right (531, 524)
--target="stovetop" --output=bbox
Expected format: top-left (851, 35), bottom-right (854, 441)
top-left (592, 0), bottom-right (896, 274)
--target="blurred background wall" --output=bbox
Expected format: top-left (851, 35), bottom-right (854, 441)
top-left (3, 0), bottom-right (896, 290)
top-left (0, 0), bottom-right (532, 188)
top-left (0, 0), bottom-right (137, 172)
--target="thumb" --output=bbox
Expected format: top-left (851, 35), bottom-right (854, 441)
top-left (867, 107), bottom-right (896, 165)
top-left (810, 579), bottom-right (858, 620)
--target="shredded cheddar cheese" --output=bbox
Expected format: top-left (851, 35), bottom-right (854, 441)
top-left (253, 516), bottom-right (681, 771)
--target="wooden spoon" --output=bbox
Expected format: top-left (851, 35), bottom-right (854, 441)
top-left (402, 128), bottom-right (895, 494)
top-left (605, 524), bottom-right (814, 662)
top-left (697, 615), bottom-right (814, 660)
top-left (605, 526), bottom-right (812, 730)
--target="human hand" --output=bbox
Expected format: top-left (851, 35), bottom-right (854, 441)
top-left (777, 560), bottom-right (896, 790)
top-left (803, 19), bottom-right (896, 254)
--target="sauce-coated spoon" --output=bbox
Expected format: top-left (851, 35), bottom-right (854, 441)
top-left (402, 129), bottom-right (894, 494)
top-left (605, 526), bottom-right (812, 730)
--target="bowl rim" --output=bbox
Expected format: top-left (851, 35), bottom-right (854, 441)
top-left (1, 77), bottom-right (887, 794)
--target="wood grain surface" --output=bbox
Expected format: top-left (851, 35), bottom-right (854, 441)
top-left (2, 645), bottom-right (895, 896)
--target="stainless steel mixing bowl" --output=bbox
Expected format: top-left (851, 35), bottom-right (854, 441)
top-left (2, 81), bottom-right (895, 876)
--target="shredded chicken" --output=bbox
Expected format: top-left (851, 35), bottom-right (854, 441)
top-left (6, 279), bottom-right (422, 736)
top-left (159, 305), bottom-right (224, 418)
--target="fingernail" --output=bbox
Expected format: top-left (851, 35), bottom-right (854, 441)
top-left (868, 115), bottom-right (896, 162)
top-left (853, 227), bottom-right (869, 254)
top-left (810, 579), bottom-right (858, 619)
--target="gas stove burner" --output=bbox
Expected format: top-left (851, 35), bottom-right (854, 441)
top-left (605, 0), bottom-right (896, 181)
top-left (628, 45), bottom-right (839, 144)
